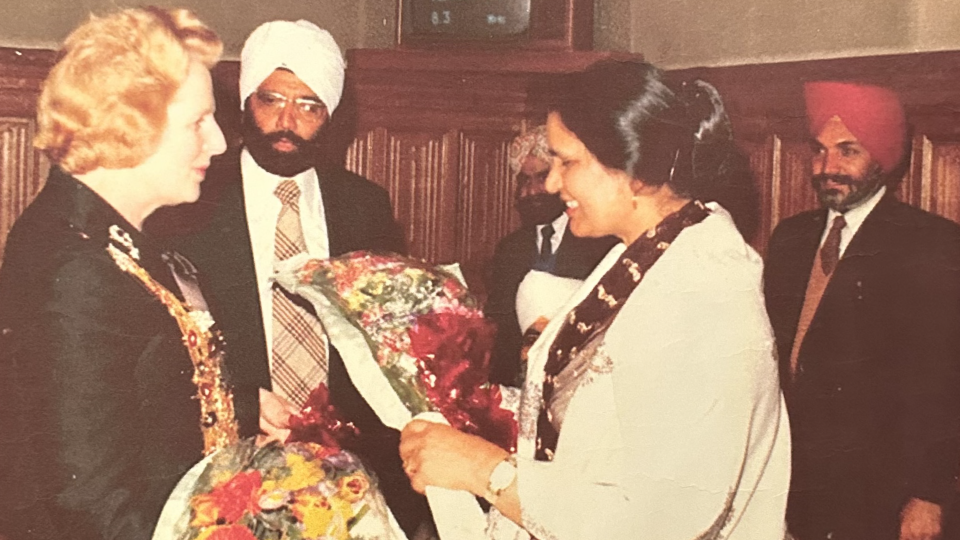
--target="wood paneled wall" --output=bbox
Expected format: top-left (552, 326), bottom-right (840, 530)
top-left (4, 47), bottom-right (960, 286)
top-left (0, 49), bottom-right (52, 263)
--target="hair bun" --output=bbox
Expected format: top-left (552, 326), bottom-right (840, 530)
top-left (678, 80), bottom-right (732, 142)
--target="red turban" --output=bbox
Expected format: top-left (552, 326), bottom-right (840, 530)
top-left (804, 81), bottom-right (906, 172)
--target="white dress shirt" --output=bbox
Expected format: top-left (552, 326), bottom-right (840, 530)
top-left (535, 213), bottom-right (568, 255)
top-left (241, 148), bottom-right (330, 364)
top-left (820, 185), bottom-right (887, 257)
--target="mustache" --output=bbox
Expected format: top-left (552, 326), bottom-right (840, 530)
top-left (812, 173), bottom-right (856, 188)
top-left (263, 130), bottom-right (310, 151)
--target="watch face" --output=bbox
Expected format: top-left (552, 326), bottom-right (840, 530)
top-left (407, 0), bottom-right (531, 39)
top-left (488, 458), bottom-right (518, 493)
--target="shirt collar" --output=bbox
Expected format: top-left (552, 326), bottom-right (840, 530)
top-left (240, 148), bottom-right (319, 207)
top-left (827, 185), bottom-right (886, 233)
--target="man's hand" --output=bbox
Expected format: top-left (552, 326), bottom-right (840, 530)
top-left (258, 388), bottom-right (298, 444)
top-left (900, 498), bottom-right (942, 540)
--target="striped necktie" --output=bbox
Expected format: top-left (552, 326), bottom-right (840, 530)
top-left (271, 179), bottom-right (328, 407)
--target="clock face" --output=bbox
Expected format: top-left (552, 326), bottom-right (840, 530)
top-left (406, 0), bottom-right (531, 39)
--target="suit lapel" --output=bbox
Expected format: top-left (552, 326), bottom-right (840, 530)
top-left (835, 195), bottom-right (896, 264)
top-left (317, 167), bottom-right (351, 257)
top-left (781, 210), bottom-right (828, 352)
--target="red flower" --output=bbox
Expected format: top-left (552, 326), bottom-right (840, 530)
top-left (287, 383), bottom-right (359, 448)
top-left (409, 312), bottom-right (518, 451)
top-left (200, 524), bottom-right (259, 540)
top-left (208, 470), bottom-right (262, 522)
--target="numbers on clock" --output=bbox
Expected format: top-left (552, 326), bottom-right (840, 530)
top-left (430, 10), bottom-right (452, 25)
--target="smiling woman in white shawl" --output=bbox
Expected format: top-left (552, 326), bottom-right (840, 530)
top-left (399, 59), bottom-right (791, 540)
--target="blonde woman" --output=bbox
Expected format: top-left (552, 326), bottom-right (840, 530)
top-left (0, 8), bottom-right (229, 539)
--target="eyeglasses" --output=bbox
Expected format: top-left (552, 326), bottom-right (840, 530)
top-left (253, 90), bottom-right (327, 122)
top-left (517, 169), bottom-right (550, 186)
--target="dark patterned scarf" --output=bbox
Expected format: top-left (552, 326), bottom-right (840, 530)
top-left (534, 200), bottom-right (709, 461)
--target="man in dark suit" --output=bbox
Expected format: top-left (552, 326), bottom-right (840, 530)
top-left (764, 81), bottom-right (960, 540)
top-left (153, 20), bottom-right (429, 536)
top-left (486, 126), bottom-right (616, 387)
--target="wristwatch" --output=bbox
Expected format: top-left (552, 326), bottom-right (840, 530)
top-left (484, 455), bottom-right (518, 504)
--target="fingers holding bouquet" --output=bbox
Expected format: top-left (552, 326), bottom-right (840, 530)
top-left (257, 388), bottom-right (298, 444)
top-left (399, 420), bottom-right (508, 496)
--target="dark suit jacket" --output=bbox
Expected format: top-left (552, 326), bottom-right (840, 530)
top-left (485, 225), bottom-right (616, 386)
top-left (764, 196), bottom-right (960, 540)
top-left (160, 148), bottom-right (428, 534)
top-left (0, 169), bottom-right (204, 540)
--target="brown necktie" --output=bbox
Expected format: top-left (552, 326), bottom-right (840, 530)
top-left (819, 214), bottom-right (846, 275)
top-left (272, 180), bottom-right (328, 407)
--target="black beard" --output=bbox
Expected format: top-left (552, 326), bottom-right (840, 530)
top-left (241, 107), bottom-right (321, 177)
top-left (517, 193), bottom-right (566, 227)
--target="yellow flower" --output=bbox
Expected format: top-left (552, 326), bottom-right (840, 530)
top-left (257, 480), bottom-right (289, 511)
top-left (277, 453), bottom-right (325, 492)
top-left (345, 291), bottom-right (366, 313)
top-left (189, 493), bottom-right (222, 528)
top-left (336, 472), bottom-right (370, 503)
top-left (366, 276), bottom-right (385, 296)
top-left (292, 489), bottom-right (355, 540)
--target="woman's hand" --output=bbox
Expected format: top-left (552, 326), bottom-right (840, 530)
top-left (258, 388), bottom-right (298, 444)
top-left (399, 420), bottom-right (509, 495)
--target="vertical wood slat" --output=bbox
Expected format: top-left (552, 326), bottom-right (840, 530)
top-left (924, 139), bottom-right (960, 223)
top-left (741, 136), bottom-right (776, 251)
top-left (456, 131), bottom-right (517, 296)
top-left (0, 118), bottom-right (48, 263)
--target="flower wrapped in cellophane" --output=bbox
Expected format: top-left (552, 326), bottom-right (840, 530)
top-left (274, 251), bottom-right (519, 540)
top-left (153, 438), bottom-right (405, 540)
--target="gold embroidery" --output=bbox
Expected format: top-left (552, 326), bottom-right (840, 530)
top-left (108, 243), bottom-right (238, 455)
top-left (596, 284), bottom-right (618, 308)
top-left (623, 259), bottom-right (642, 282)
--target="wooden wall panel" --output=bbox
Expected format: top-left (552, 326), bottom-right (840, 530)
top-left (454, 131), bottom-right (517, 295)
top-left (923, 138), bottom-right (960, 224)
top-left (0, 118), bottom-right (47, 261)
top-left (346, 125), bottom-right (519, 295)
top-left (379, 129), bottom-right (458, 263)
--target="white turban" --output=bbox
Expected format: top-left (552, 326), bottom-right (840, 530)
top-left (239, 20), bottom-right (346, 114)
top-left (515, 270), bottom-right (583, 332)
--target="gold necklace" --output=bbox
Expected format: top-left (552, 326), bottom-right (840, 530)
top-left (107, 232), bottom-right (239, 455)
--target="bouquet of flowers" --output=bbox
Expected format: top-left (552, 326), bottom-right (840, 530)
top-left (274, 251), bottom-right (519, 540)
top-left (153, 386), bottom-right (403, 540)
top-left (182, 439), bottom-right (393, 540)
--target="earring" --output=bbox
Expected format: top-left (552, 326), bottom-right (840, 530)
top-left (632, 197), bottom-right (639, 210)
